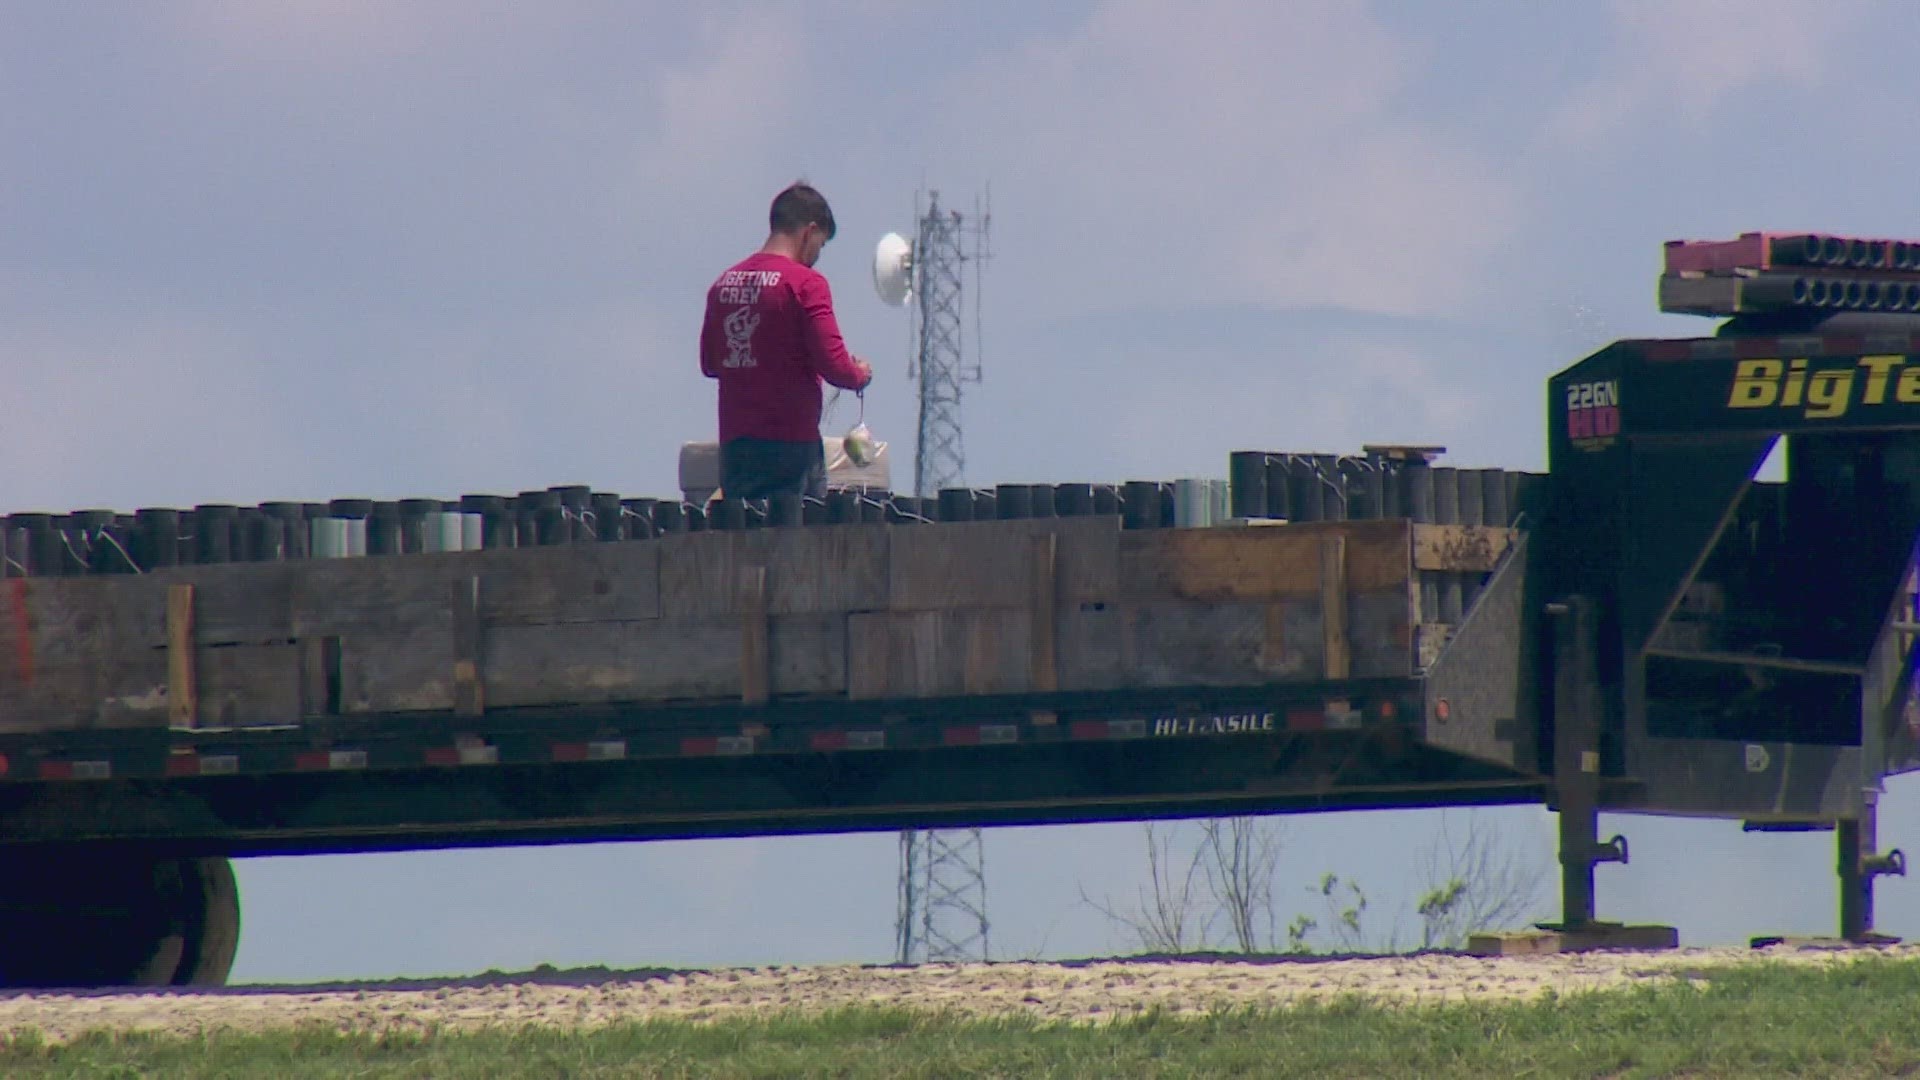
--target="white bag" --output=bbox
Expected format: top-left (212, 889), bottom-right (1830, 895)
top-left (834, 390), bottom-right (879, 468)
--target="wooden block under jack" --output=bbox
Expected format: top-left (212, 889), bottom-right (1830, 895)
top-left (1464, 922), bottom-right (1679, 956)
top-left (1749, 932), bottom-right (1903, 950)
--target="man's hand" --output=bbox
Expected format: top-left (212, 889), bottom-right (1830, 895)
top-left (854, 357), bottom-right (874, 389)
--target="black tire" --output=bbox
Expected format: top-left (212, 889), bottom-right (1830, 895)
top-left (0, 848), bottom-right (240, 988)
top-left (172, 856), bottom-right (241, 986)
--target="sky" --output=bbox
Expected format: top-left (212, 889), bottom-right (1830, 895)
top-left (6, 0), bottom-right (1920, 981)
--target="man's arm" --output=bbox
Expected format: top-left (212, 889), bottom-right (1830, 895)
top-left (797, 274), bottom-right (873, 390)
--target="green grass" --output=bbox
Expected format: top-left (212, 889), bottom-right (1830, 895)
top-left (7, 956), bottom-right (1920, 1078)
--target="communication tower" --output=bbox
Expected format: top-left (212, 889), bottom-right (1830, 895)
top-left (871, 187), bottom-right (993, 964)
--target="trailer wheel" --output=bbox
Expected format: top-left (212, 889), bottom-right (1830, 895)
top-left (0, 848), bottom-right (239, 988)
top-left (172, 856), bottom-right (241, 986)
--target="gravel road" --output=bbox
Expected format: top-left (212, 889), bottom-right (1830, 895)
top-left (0, 941), bottom-right (1906, 1043)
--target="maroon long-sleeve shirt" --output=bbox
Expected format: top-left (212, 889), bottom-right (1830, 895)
top-left (699, 252), bottom-right (871, 444)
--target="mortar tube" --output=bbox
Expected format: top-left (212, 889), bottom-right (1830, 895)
top-left (971, 488), bottom-right (999, 522)
top-left (618, 497), bottom-right (657, 540)
top-left (1229, 452), bottom-right (1268, 519)
top-left (1053, 483), bottom-right (1094, 517)
top-left (995, 484), bottom-right (1032, 520)
top-left (367, 502), bottom-right (402, 556)
top-left (939, 488), bottom-right (974, 522)
top-left (1121, 481), bottom-right (1157, 529)
top-left (397, 499), bottom-right (435, 554)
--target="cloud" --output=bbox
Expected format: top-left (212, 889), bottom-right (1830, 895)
top-left (933, 0), bottom-right (1524, 319)
top-left (1545, 0), bottom-right (1887, 146)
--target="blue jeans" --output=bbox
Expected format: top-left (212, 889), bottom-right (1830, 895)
top-left (720, 437), bottom-right (827, 500)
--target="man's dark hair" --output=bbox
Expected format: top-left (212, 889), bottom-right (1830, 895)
top-left (769, 182), bottom-right (835, 240)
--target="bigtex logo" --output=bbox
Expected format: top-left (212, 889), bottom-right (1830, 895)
top-left (1728, 355), bottom-right (1920, 419)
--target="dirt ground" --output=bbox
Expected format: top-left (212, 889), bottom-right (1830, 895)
top-left (0, 942), bottom-right (1909, 1044)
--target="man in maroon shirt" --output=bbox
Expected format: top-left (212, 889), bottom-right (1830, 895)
top-left (699, 183), bottom-right (874, 500)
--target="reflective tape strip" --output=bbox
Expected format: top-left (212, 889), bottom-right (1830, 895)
top-left (681, 735), bottom-right (754, 757)
top-left (295, 749), bottom-right (368, 771)
top-left (1069, 719), bottom-right (1148, 740)
top-left (552, 740), bottom-right (627, 762)
top-left (1325, 700), bottom-right (1363, 730)
top-left (943, 724), bottom-right (1019, 747)
top-left (426, 744), bottom-right (498, 767)
top-left (809, 730), bottom-right (885, 751)
top-left (1285, 709), bottom-right (1326, 733)
top-left (38, 760), bottom-right (110, 780)
top-left (165, 753), bottom-right (239, 777)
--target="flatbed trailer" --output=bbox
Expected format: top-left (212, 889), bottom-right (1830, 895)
top-left (8, 233), bottom-right (1920, 987)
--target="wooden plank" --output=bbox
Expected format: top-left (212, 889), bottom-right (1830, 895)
top-left (1349, 590), bottom-right (1415, 678)
top-left (659, 527), bottom-right (888, 618)
top-left (473, 543), bottom-right (661, 625)
top-left (338, 627), bottom-right (457, 714)
top-left (1413, 524), bottom-right (1516, 573)
top-left (846, 612), bottom-right (892, 701)
top-left (1121, 601), bottom-right (1302, 686)
top-left (1113, 588), bottom-right (1414, 688)
top-left (848, 609), bottom-right (1033, 699)
top-left (1030, 534), bottom-right (1058, 694)
top-left (192, 643), bottom-right (302, 730)
top-left (739, 565), bottom-right (769, 706)
top-left (167, 583), bottom-right (197, 730)
top-left (765, 526), bottom-right (889, 616)
top-left (1120, 520), bottom-right (1410, 602)
top-left (292, 544), bottom-right (660, 635)
top-left (658, 532), bottom-right (740, 618)
top-left (452, 576), bottom-right (483, 717)
top-left (1321, 535), bottom-right (1351, 680)
top-left (890, 518), bottom-right (1119, 610)
top-left (3, 564), bottom-right (294, 652)
top-left (474, 617), bottom-right (846, 709)
top-left (0, 641), bottom-right (299, 733)
top-left (1058, 602), bottom-right (1124, 692)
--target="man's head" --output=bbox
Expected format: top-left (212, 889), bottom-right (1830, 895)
top-left (768, 182), bottom-right (835, 266)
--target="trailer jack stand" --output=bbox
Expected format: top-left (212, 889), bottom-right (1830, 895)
top-left (1839, 813), bottom-right (1905, 945)
top-left (1466, 597), bottom-right (1679, 957)
top-left (1752, 812), bottom-right (1907, 950)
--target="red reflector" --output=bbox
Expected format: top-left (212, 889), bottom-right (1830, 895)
top-left (810, 730), bottom-right (848, 751)
top-left (424, 747), bottom-right (460, 767)
top-left (1069, 720), bottom-right (1108, 740)
top-left (943, 726), bottom-right (981, 746)
top-left (550, 743), bottom-right (588, 763)
top-left (294, 751), bottom-right (331, 771)
top-left (1285, 709), bottom-right (1326, 732)
top-left (165, 754), bottom-right (200, 777)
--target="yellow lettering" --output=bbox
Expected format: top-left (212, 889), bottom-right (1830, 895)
top-left (1805, 370), bottom-right (1854, 418)
top-left (1900, 367), bottom-right (1920, 404)
top-left (1859, 355), bottom-right (1904, 404)
top-left (1729, 359), bottom-right (1782, 408)
top-left (1782, 358), bottom-right (1808, 408)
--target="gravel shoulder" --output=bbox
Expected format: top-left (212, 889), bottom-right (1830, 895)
top-left (0, 942), bottom-right (1911, 1044)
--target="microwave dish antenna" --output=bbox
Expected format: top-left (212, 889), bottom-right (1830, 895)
top-left (873, 231), bottom-right (914, 307)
